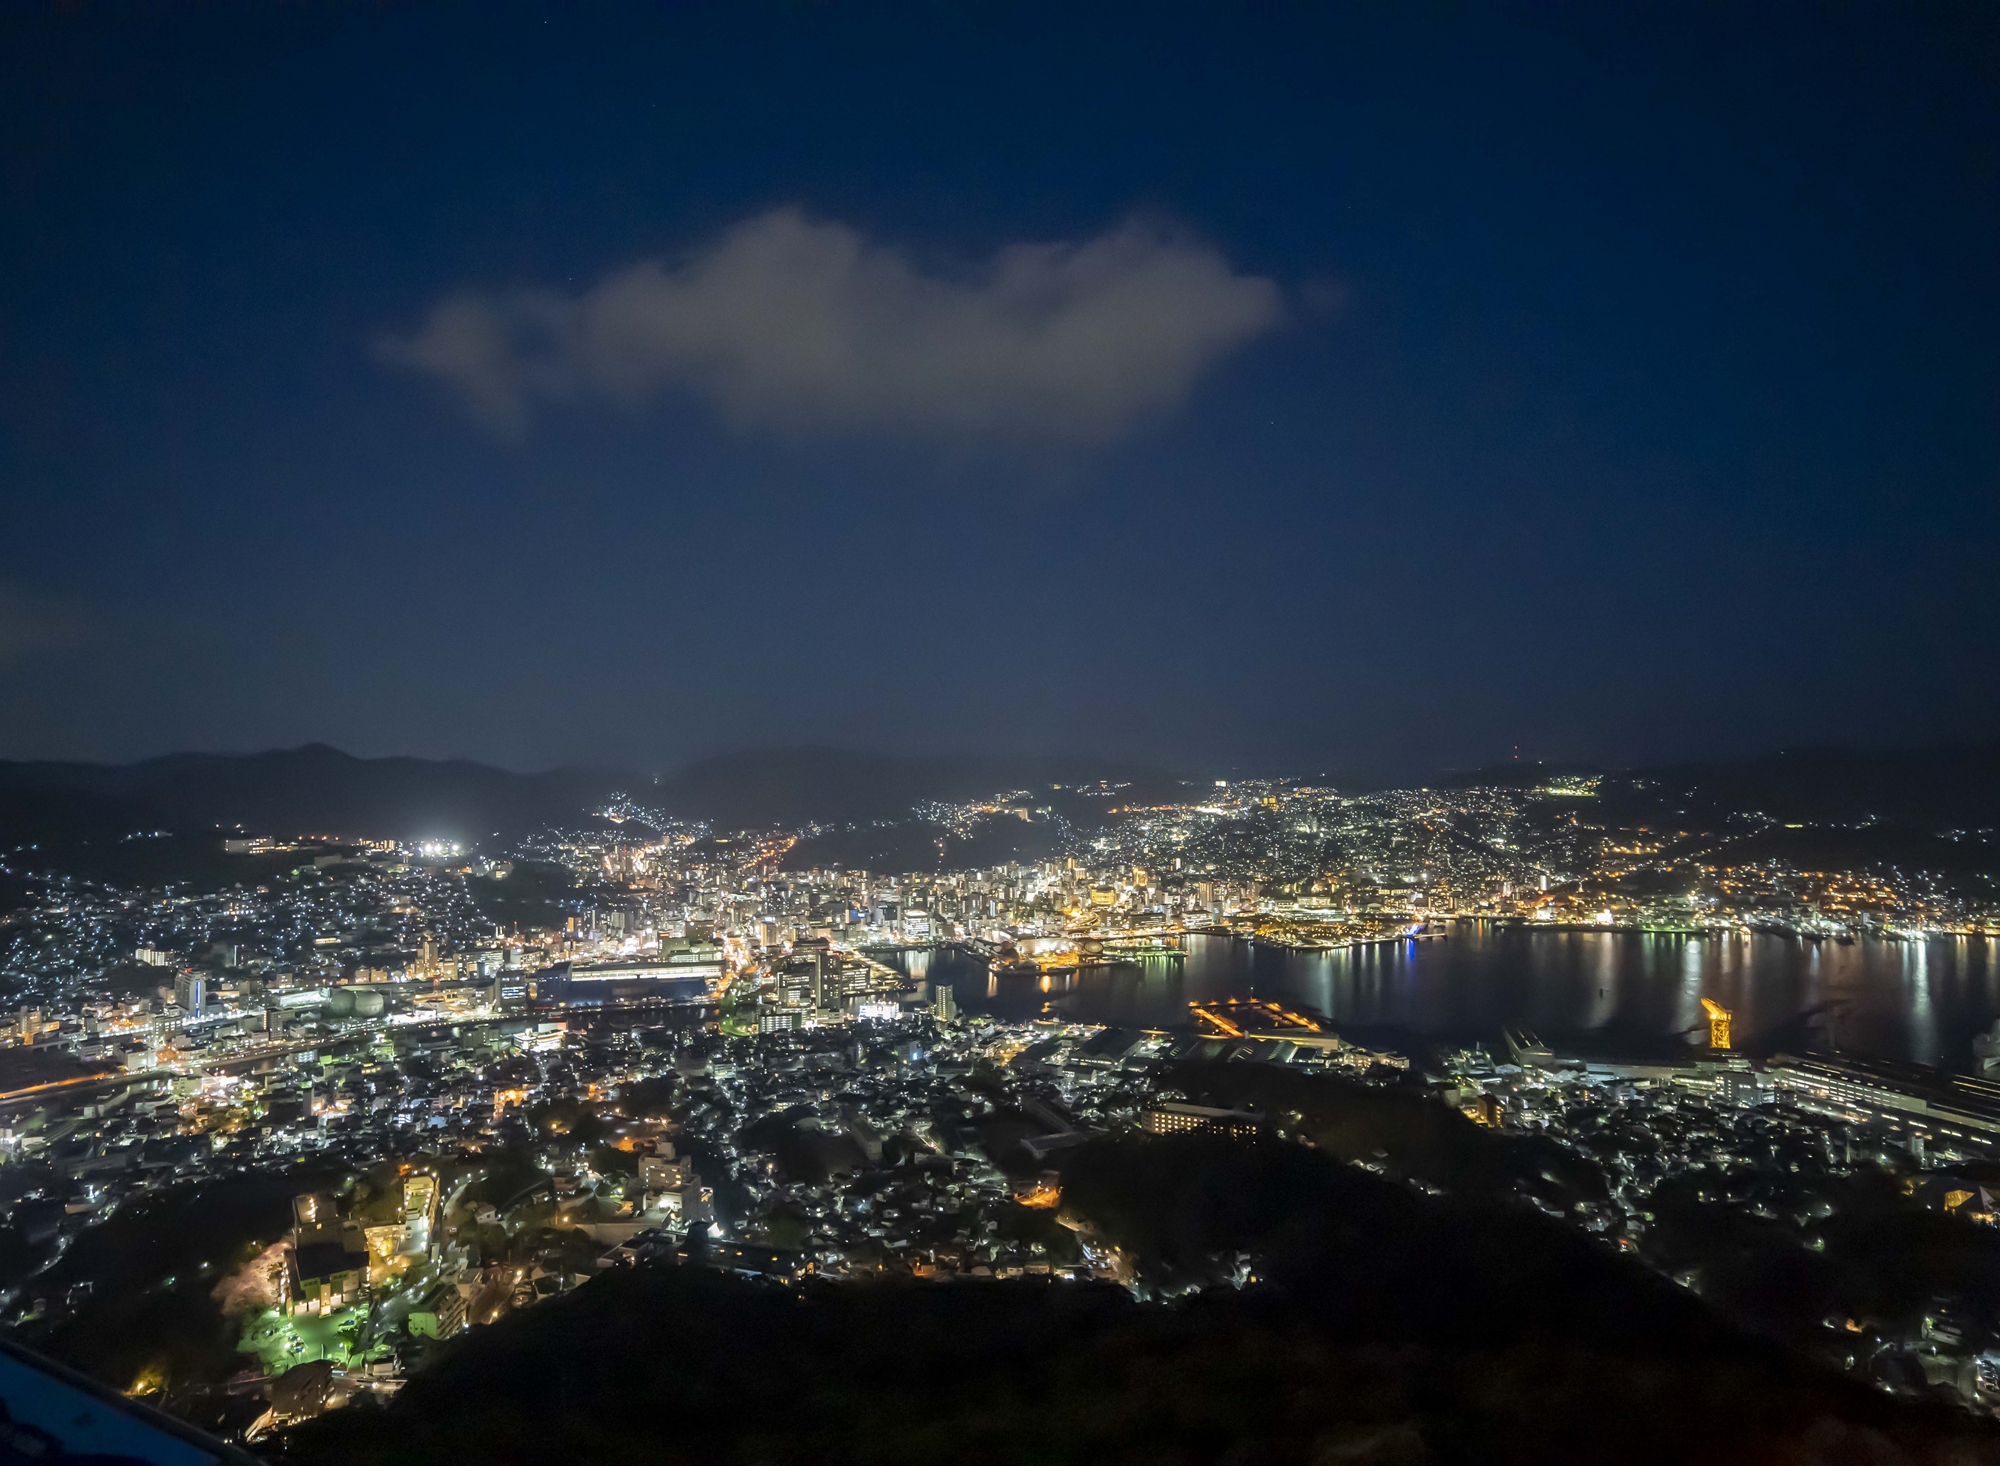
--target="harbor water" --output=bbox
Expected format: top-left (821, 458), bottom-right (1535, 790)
top-left (887, 923), bottom-right (2000, 1071)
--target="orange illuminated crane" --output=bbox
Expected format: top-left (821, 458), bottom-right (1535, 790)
top-left (1701, 997), bottom-right (1732, 1050)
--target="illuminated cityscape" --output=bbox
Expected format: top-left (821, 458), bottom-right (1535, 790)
top-left (0, 760), bottom-right (1994, 1451)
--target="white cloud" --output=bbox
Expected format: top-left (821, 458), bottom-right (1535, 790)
top-left (378, 209), bottom-right (1283, 445)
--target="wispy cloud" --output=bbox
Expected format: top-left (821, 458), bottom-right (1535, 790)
top-left (0, 580), bottom-right (86, 666)
top-left (378, 209), bottom-right (1283, 446)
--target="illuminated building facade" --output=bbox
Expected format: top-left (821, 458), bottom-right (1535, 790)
top-left (1143, 1103), bottom-right (1264, 1139)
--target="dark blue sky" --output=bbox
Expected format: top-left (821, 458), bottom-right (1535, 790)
top-left (2, 4), bottom-right (1995, 780)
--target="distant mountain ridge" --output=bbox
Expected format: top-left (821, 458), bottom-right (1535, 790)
top-left (1434, 741), bottom-right (2000, 832)
top-left (0, 744), bottom-right (1191, 848)
top-left (647, 747), bottom-right (1189, 828)
top-left (2, 739), bottom-right (1996, 854)
top-left (1614, 741), bottom-right (2000, 830)
top-left (0, 744), bottom-right (625, 845)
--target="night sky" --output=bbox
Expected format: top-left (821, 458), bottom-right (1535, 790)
top-left (2, 5), bottom-right (1995, 781)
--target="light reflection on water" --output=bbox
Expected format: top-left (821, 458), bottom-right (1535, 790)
top-left (887, 923), bottom-right (2000, 1071)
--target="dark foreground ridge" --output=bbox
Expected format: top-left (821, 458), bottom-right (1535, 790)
top-left (273, 1133), bottom-right (1995, 1466)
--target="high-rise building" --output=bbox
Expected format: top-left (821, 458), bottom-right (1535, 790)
top-left (174, 972), bottom-right (206, 1015)
top-left (291, 1192), bottom-right (343, 1249)
top-left (933, 984), bottom-right (957, 1022)
top-left (640, 1142), bottom-right (691, 1192)
top-left (286, 1193), bottom-right (368, 1316)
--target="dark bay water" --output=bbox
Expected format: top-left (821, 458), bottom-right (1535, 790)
top-left (890, 923), bottom-right (2000, 1072)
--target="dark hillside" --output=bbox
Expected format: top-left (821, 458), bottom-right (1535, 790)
top-left (1606, 742), bottom-right (2000, 832)
top-left (651, 747), bottom-right (1187, 828)
top-left (276, 1133), bottom-right (1996, 1466)
top-left (0, 745), bottom-right (625, 846)
top-left (1435, 743), bottom-right (2000, 840)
